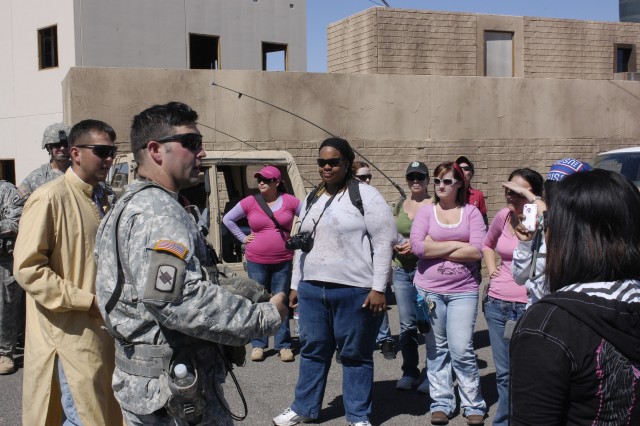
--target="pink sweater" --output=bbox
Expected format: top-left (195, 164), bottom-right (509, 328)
top-left (482, 208), bottom-right (528, 304)
top-left (240, 193), bottom-right (300, 264)
top-left (410, 204), bottom-right (486, 294)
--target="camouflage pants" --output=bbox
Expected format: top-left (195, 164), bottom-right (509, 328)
top-left (0, 261), bottom-right (21, 356)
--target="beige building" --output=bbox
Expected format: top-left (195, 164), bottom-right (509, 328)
top-left (328, 7), bottom-right (640, 80)
top-left (0, 0), bottom-right (306, 184)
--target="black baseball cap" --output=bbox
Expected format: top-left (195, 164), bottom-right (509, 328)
top-left (406, 161), bottom-right (429, 177)
top-left (455, 156), bottom-right (474, 173)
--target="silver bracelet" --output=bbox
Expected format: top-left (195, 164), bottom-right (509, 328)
top-left (529, 196), bottom-right (542, 203)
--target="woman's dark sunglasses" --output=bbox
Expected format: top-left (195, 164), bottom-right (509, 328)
top-left (355, 174), bottom-right (372, 181)
top-left (75, 144), bottom-right (117, 159)
top-left (256, 176), bottom-right (278, 184)
top-left (155, 133), bottom-right (203, 152)
top-left (406, 173), bottom-right (426, 181)
top-left (317, 158), bottom-right (341, 168)
top-left (505, 189), bottom-right (525, 198)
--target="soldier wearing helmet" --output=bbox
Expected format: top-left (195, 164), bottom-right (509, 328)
top-left (17, 123), bottom-right (72, 198)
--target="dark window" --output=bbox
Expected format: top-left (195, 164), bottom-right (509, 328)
top-left (190, 34), bottom-right (220, 70)
top-left (615, 44), bottom-right (636, 73)
top-left (0, 160), bottom-right (16, 184)
top-left (262, 42), bottom-right (287, 71)
top-left (38, 26), bottom-right (58, 69)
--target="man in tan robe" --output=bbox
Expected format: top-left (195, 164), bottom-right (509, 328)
top-left (14, 119), bottom-right (122, 425)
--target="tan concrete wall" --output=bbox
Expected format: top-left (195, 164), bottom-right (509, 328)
top-left (523, 18), bottom-right (640, 79)
top-left (328, 7), bottom-right (640, 80)
top-left (62, 68), bottom-right (640, 219)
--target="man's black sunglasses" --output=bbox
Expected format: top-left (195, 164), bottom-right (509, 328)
top-left (256, 176), bottom-right (278, 184)
top-left (75, 144), bottom-right (117, 159)
top-left (155, 133), bottom-right (203, 152)
top-left (317, 158), bottom-right (341, 168)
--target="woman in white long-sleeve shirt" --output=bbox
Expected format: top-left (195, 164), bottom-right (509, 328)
top-left (273, 137), bottom-right (396, 426)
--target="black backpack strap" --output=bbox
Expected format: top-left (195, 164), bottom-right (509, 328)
top-left (253, 193), bottom-right (287, 240)
top-left (347, 179), bottom-right (373, 260)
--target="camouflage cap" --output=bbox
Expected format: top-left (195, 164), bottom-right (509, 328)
top-left (42, 123), bottom-right (71, 149)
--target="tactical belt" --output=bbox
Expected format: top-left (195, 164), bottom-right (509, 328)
top-left (114, 343), bottom-right (173, 378)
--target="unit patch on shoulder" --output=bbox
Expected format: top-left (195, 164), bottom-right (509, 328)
top-left (154, 239), bottom-right (189, 259)
top-left (156, 265), bottom-right (177, 292)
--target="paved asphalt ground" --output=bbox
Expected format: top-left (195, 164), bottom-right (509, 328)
top-left (0, 285), bottom-right (498, 426)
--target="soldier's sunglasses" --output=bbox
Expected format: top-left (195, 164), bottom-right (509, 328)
top-left (75, 144), bottom-right (117, 159)
top-left (155, 133), bottom-right (203, 152)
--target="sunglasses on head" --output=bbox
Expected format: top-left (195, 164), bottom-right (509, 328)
top-left (460, 166), bottom-right (472, 172)
top-left (355, 174), bottom-right (372, 181)
top-left (317, 158), bottom-right (341, 168)
top-left (154, 133), bottom-right (203, 152)
top-left (433, 178), bottom-right (457, 186)
top-left (406, 173), bottom-right (426, 181)
top-left (75, 144), bottom-right (117, 159)
top-left (256, 176), bottom-right (278, 184)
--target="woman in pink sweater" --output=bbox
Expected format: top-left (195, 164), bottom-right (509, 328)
top-left (222, 165), bottom-right (301, 363)
top-left (410, 161), bottom-right (487, 426)
top-left (481, 167), bottom-right (543, 426)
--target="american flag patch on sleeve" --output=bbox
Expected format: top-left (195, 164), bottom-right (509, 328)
top-left (154, 240), bottom-right (189, 259)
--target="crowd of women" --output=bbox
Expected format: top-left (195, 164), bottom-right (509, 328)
top-left (224, 136), bottom-right (640, 426)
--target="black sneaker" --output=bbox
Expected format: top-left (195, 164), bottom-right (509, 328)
top-left (381, 340), bottom-right (396, 360)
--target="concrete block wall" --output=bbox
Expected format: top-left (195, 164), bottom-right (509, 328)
top-left (328, 7), bottom-right (640, 81)
top-left (523, 18), bottom-right (640, 79)
top-left (63, 68), bottom-right (640, 221)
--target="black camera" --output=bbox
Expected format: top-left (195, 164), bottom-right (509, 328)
top-left (285, 232), bottom-right (314, 252)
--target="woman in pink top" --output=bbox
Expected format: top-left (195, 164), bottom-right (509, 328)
top-left (410, 162), bottom-right (487, 426)
top-left (222, 165), bottom-right (301, 363)
top-left (481, 167), bottom-right (543, 426)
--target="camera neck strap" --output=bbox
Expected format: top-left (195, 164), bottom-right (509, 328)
top-left (299, 184), bottom-right (342, 237)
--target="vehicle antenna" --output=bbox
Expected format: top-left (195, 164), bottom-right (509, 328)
top-left (210, 81), bottom-right (406, 198)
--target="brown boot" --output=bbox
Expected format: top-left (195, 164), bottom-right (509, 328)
top-left (430, 411), bottom-right (449, 425)
top-left (0, 355), bottom-right (15, 375)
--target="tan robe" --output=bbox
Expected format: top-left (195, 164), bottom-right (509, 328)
top-left (13, 170), bottom-right (122, 425)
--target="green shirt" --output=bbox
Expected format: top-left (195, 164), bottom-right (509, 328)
top-left (393, 203), bottom-right (418, 270)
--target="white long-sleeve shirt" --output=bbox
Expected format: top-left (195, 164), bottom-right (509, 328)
top-left (511, 238), bottom-right (548, 307)
top-left (290, 183), bottom-right (395, 293)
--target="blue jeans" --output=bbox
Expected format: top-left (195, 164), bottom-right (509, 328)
top-left (246, 260), bottom-right (292, 349)
top-left (375, 284), bottom-right (393, 345)
top-left (418, 289), bottom-right (486, 417)
top-left (57, 358), bottom-right (83, 426)
top-left (483, 296), bottom-right (526, 426)
top-left (392, 265), bottom-right (420, 378)
top-left (291, 281), bottom-right (381, 423)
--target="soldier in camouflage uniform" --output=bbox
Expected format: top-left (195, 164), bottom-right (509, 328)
top-left (95, 101), bottom-right (288, 425)
top-left (18, 123), bottom-right (71, 198)
top-left (0, 181), bottom-right (23, 374)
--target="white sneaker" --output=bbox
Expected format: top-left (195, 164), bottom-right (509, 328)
top-left (348, 422), bottom-right (372, 426)
top-left (273, 408), bottom-right (313, 426)
top-left (396, 375), bottom-right (419, 390)
top-left (417, 375), bottom-right (430, 394)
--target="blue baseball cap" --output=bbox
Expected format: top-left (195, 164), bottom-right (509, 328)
top-left (547, 158), bottom-right (592, 182)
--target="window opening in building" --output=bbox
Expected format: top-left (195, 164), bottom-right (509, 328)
top-left (38, 26), bottom-right (58, 70)
top-left (190, 34), bottom-right (220, 70)
top-left (485, 31), bottom-right (513, 77)
top-left (0, 160), bottom-right (16, 184)
top-left (262, 42), bottom-right (287, 71)
top-left (615, 44), bottom-right (635, 73)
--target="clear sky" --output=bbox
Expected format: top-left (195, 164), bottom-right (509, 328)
top-left (306, 0), bottom-right (620, 72)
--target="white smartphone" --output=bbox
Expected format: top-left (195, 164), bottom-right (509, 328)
top-left (522, 203), bottom-right (538, 232)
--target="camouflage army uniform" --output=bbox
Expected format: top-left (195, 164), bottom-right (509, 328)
top-left (18, 163), bottom-right (64, 198)
top-left (0, 181), bottom-right (23, 359)
top-left (95, 179), bottom-right (282, 425)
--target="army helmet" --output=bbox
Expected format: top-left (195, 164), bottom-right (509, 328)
top-left (42, 123), bottom-right (71, 149)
